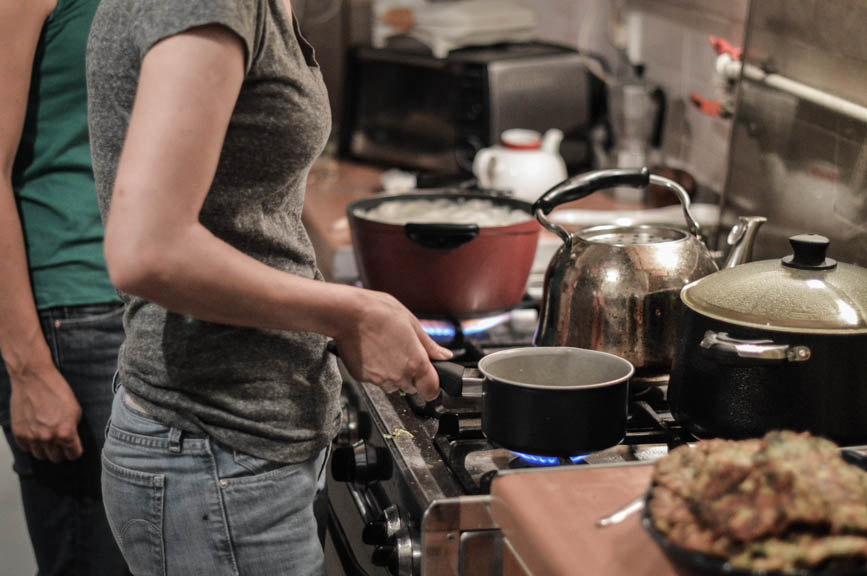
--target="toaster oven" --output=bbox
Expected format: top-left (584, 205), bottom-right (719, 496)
top-left (339, 41), bottom-right (603, 174)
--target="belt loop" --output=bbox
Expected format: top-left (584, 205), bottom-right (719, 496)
top-left (168, 427), bottom-right (183, 454)
top-left (111, 370), bottom-right (121, 394)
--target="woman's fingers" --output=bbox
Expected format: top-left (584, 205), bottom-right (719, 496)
top-left (42, 444), bottom-right (64, 463)
top-left (413, 318), bottom-right (453, 361)
top-left (411, 361), bottom-right (441, 402)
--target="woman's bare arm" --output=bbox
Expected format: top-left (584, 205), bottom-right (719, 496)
top-left (0, 0), bottom-right (84, 463)
top-left (106, 25), bottom-right (450, 400)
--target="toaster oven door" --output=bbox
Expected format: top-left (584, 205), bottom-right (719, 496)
top-left (342, 52), bottom-right (464, 173)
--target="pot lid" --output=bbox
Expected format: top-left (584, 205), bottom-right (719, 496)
top-left (681, 235), bottom-right (867, 334)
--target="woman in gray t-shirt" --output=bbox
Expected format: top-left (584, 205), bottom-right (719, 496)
top-left (86, 1), bottom-right (451, 573)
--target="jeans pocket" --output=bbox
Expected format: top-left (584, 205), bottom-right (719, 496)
top-left (101, 454), bottom-right (166, 576)
top-left (54, 303), bottom-right (124, 327)
top-left (230, 448), bottom-right (295, 480)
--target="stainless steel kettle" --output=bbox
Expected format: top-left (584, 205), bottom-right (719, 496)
top-left (532, 168), bottom-right (765, 376)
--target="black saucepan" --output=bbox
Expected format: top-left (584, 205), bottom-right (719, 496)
top-left (434, 347), bottom-right (634, 457)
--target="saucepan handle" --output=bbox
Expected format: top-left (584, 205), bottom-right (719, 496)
top-left (533, 168), bottom-right (651, 243)
top-left (326, 340), bottom-right (467, 398)
top-left (432, 362), bottom-right (465, 397)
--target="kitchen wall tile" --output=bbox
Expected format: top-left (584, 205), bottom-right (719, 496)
top-left (832, 133), bottom-right (867, 260)
top-left (835, 134), bottom-right (867, 197)
top-left (814, 0), bottom-right (867, 62)
top-left (749, 0), bottom-right (818, 46)
top-left (724, 123), bottom-right (775, 213)
top-left (640, 12), bottom-right (685, 70)
top-left (518, 0), bottom-right (581, 48)
top-left (526, 0), bottom-right (750, 193)
top-left (627, 0), bottom-right (747, 26)
top-left (795, 100), bottom-right (846, 136)
top-left (681, 75), bottom-right (735, 191)
top-left (837, 115), bottom-right (867, 144)
top-left (782, 119), bottom-right (838, 178)
top-left (644, 62), bottom-right (688, 161)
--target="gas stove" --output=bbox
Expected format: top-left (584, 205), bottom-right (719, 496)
top-left (323, 310), bottom-right (691, 576)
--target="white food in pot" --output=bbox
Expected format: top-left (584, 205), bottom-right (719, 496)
top-left (356, 198), bottom-right (531, 227)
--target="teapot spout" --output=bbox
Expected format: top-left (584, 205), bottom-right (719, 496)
top-left (541, 129), bottom-right (565, 154)
top-left (723, 216), bottom-right (767, 268)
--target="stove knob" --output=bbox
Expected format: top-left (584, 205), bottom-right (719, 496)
top-left (336, 402), bottom-right (370, 445)
top-left (371, 531), bottom-right (416, 576)
top-left (331, 441), bottom-right (393, 485)
top-left (370, 544), bottom-right (398, 573)
top-left (362, 505), bottom-right (402, 545)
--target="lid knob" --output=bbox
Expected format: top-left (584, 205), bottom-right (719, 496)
top-left (782, 234), bottom-right (837, 270)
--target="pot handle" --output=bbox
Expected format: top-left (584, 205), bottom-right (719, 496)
top-left (433, 362), bottom-right (466, 397)
top-left (404, 223), bottom-right (480, 251)
top-left (533, 168), bottom-right (703, 243)
top-left (699, 331), bottom-right (811, 364)
top-left (327, 340), bottom-right (471, 399)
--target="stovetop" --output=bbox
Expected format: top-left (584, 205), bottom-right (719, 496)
top-left (326, 309), bottom-right (867, 576)
top-left (334, 309), bottom-right (692, 508)
top-left (325, 309), bottom-right (695, 575)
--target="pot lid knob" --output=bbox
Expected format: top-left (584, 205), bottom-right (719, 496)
top-left (782, 234), bottom-right (837, 270)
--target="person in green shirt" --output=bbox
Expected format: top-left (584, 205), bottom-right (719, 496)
top-left (0, 1), bottom-right (129, 574)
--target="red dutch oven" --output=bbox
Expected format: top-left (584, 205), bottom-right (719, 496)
top-left (347, 192), bottom-right (540, 317)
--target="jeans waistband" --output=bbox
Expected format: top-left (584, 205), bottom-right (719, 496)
top-left (40, 302), bottom-right (123, 321)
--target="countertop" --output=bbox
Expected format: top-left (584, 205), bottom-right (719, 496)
top-left (490, 464), bottom-right (676, 576)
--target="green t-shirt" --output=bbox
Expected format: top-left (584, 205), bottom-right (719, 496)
top-left (12, 0), bottom-right (118, 309)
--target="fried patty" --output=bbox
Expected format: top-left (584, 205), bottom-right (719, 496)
top-left (649, 431), bottom-right (867, 573)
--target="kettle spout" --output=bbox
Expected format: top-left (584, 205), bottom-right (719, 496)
top-left (723, 216), bottom-right (767, 268)
top-left (541, 129), bottom-right (565, 154)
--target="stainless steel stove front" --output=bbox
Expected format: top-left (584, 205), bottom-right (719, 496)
top-left (325, 368), bottom-right (466, 576)
top-left (324, 359), bottom-right (676, 576)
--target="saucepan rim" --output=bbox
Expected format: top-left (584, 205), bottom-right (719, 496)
top-left (477, 346), bottom-right (635, 390)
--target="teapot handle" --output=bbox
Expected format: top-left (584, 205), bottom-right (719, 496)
top-left (472, 148), bottom-right (497, 189)
top-left (532, 167), bottom-right (703, 243)
top-left (647, 173), bottom-right (702, 240)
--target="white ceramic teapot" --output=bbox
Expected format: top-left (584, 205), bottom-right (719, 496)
top-left (472, 129), bottom-right (568, 202)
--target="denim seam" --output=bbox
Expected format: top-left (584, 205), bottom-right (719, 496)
top-left (102, 453), bottom-right (167, 487)
top-left (43, 311), bottom-right (63, 369)
top-left (159, 473), bottom-right (167, 576)
top-left (227, 452), bottom-right (304, 485)
top-left (206, 441), bottom-right (241, 576)
top-left (54, 305), bottom-right (124, 327)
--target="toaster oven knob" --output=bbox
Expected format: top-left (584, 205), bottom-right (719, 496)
top-left (362, 505), bottom-right (402, 545)
top-left (331, 441), bottom-right (393, 485)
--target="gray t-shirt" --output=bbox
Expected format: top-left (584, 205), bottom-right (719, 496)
top-left (86, 0), bottom-right (341, 463)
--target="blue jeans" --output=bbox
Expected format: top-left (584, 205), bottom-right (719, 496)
top-left (0, 303), bottom-right (130, 576)
top-left (102, 386), bottom-right (328, 576)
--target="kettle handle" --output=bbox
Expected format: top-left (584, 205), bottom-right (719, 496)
top-left (532, 167), bottom-right (703, 243)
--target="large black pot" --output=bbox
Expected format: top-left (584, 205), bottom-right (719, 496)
top-left (668, 235), bottom-right (867, 444)
top-left (436, 347), bottom-right (634, 456)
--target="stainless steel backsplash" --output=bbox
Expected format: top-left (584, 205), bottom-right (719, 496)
top-left (721, 0), bottom-right (867, 265)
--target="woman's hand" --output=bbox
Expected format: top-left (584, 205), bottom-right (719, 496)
top-left (9, 361), bottom-right (83, 462)
top-left (334, 290), bottom-right (452, 402)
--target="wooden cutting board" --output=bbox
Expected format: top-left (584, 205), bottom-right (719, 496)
top-left (490, 464), bottom-right (676, 576)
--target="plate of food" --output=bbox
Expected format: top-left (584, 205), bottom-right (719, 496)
top-left (642, 430), bottom-right (867, 575)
